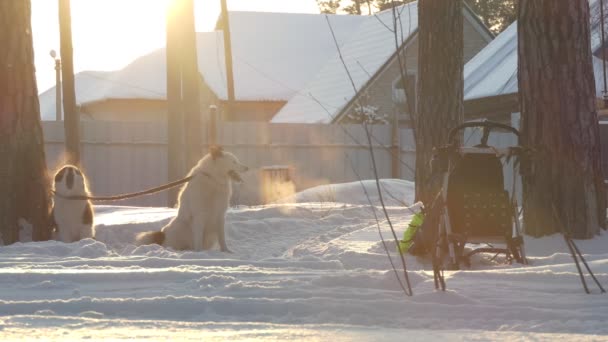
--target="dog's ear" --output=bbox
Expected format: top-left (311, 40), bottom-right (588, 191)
top-left (209, 145), bottom-right (224, 160)
top-left (54, 167), bottom-right (67, 183)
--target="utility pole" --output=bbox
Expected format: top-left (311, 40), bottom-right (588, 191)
top-left (208, 105), bottom-right (218, 145)
top-left (220, 0), bottom-right (236, 120)
top-left (50, 50), bottom-right (62, 121)
top-left (58, 0), bottom-right (80, 165)
top-left (391, 107), bottom-right (400, 179)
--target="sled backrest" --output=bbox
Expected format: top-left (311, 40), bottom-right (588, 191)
top-left (447, 152), bottom-right (512, 238)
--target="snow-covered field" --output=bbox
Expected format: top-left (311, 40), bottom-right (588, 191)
top-left (1, 180), bottom-right (608, 341)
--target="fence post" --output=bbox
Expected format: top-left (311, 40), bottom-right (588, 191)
top-left (209, 105), bottom-right (218, 146)
top-left (391, 107), bottom-right (401, 179)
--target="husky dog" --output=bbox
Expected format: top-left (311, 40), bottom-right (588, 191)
top-left (52, 165), bottom-right (95, 242)
top-left (136, 146), bottom-right (248, 252)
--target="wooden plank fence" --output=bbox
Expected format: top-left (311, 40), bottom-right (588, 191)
top-left (42, 120), bottom-right (523, 208)
top-left (42, 121), bottom-right (417, 207)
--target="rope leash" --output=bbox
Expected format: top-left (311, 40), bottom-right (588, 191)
top-left (52, 174), bottom-right (200, 202)
top-left (53, 166), bottom-right (258, 203)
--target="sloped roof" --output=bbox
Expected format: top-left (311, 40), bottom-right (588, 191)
top-left (464, 0), bottom-right (608, 101)
top-left (271, 2), bottom-right (493, 124)
top-left (39, 50), bottom-right (168, 120)
top-left (38, 11), bottom-right (365, 120)
top-left (463, 21), bottom-right (518, 100)
top-left (202, 11), bottom-right (365, 102)
top-left (271, 2), bottom-right (418, 124)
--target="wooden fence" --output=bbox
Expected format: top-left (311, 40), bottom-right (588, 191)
top-left (42, 120), bottom-right (522, 207)
top-left (42, 121), bottom-right (417, 207)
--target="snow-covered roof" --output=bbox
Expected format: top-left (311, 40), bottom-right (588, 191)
top-left (464, 0), bottom-right (608, 101)
top-left (463, 21), bottom-right (518, 100)
top-left (39, 50), bottom-right (168, 120)
top-left (271, 3), bottom-right (418, 124)
top-left (202, 11), bottom-right (365, 102)
top-left (38, 11), bottom-right (365, 121)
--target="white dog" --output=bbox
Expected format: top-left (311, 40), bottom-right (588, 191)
top-left (136, 146), bottom-right (248, 251)
top-left (52, 165), bottom-right (95, 242)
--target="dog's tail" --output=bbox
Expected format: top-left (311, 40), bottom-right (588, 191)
top-left (135, 231), bottom-right (165, 246)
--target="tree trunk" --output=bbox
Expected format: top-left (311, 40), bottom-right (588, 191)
top-left (166, 0), bottom-right (202, 206)
top-left (415, 0), bottom-right (464, 203)
top-left (59, 0), bottom-right (80, 165)
top-left (354, 0), bottom-right (362, 15)
top-left (180, 0), bottom-right (202, 168)
top-left (518, 0), bottom-right (606, 238)
top-left (0, 1), bottom-right (52, 244)
top-left (166, 0), bottom-right (185, 207)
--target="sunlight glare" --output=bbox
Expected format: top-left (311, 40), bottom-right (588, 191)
top-left (31, 0), bottom-right (319, 93)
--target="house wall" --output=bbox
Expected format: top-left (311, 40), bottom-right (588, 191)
top-left (76, 97), bottom-right (284, 123)
top-left (339, 16), bottom-right (492, 123)
top-left (191, 78), bottom-right (287, 122)
top-left (220, 101), bottom-right (286, 122)
top-left (462, 14), bottom-right (492, 62)
top-left (80, 99), bottom-right (168, 122)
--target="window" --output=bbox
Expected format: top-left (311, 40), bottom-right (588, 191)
top-left (393, 73), bottom-right (416, 115)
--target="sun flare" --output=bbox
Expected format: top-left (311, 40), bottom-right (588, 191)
top-left (31, 0), bottom-right (319, 93)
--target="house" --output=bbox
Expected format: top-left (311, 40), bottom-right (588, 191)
top-left (271, 1), bottom-right (493, 124)
top-left (462, 0), bottom-right (608, 122)
top-left (39, 3), bottom-right (492, 123)
top-left (38, 11), bottom-right (366, 122)
top-left (462, 0), bottom-right (608, 179)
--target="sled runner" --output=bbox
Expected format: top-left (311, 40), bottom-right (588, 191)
top-left (429, 121), bottom-right (528, 271)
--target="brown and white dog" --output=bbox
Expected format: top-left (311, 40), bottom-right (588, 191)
top-left (52, 165), bottom-right (95, 242)
top-left (136, 146), bottom-right (248, 252)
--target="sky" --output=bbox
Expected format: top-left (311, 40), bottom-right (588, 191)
top-left (31, 0), bottom-right (320, 94)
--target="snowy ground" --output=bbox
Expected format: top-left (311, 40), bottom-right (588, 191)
top-left (1, 180), bottom-right (608, 341)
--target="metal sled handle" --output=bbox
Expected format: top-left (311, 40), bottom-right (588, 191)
top-left (448, 121), bottom-right (521, 144)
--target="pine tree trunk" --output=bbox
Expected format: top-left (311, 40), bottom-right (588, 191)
top-left (166, 0), bottom-right (185, 207)
top-left (0, 1), bottom-right (52, 244)
top-left (518, 0), bottom-right (606, 238)
top-left (166, 0), bottom-right (202, 206)
top-left (181, 0), bottom-right (202, 168)
top-left (415, 0), bottom-right (464, 203)
top-left (354, 0), bottom-right (362, 15)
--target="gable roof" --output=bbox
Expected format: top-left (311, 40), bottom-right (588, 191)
top-left (464, 0), bottom-right (608, 101)
top-left (271, 2), bottom-right (418, 124)
top-left (271, 2), bottom-right (493, 124)
top-left (203, 11), bottom-right (365, 102)
top-left (463, 21), bottom-right (518, 100)
top-left (38, 11), bottom-right (365, 120)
